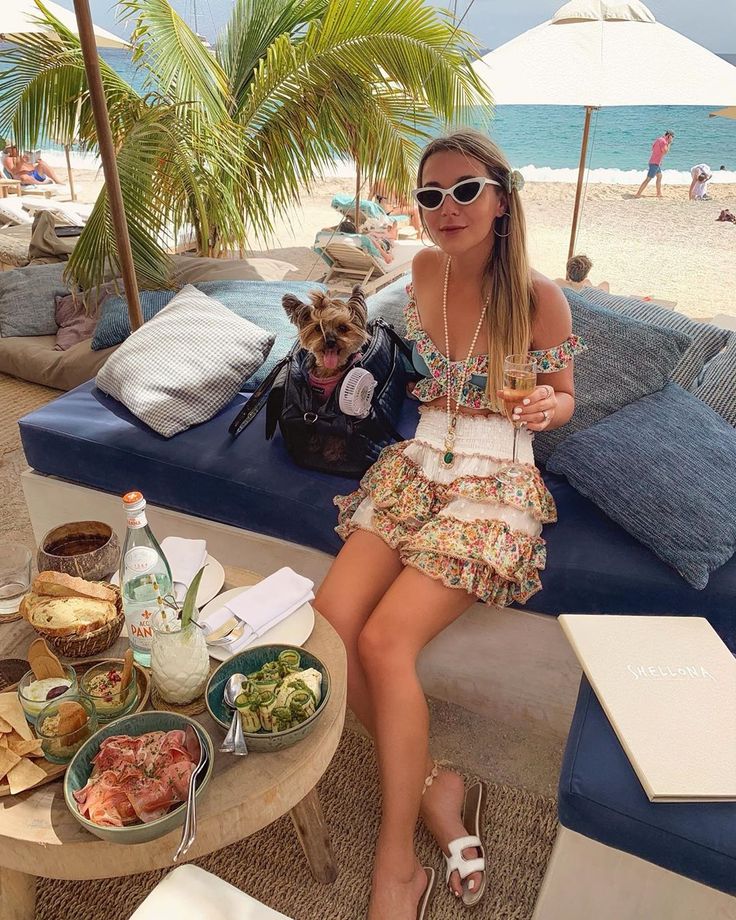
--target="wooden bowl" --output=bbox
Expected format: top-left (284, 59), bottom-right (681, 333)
top-left (30, 586), bottom-right (125, 659)
top-left (37, 521), bottom-right (120, 582)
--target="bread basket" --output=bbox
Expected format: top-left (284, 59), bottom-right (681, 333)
top-left (24, 585), bottom-right (124, 659)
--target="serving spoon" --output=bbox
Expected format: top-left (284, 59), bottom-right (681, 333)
top-left (173, 725), bottom-right (207, 862)
top-left (220, 673), bottom-right (249, 756)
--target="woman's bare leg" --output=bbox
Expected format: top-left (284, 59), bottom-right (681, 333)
top-left (357, 567), bottom-right (476, 919)
top-left (315, 529), bottom-right (403, 730)
top-left (318, 534), bottom-right (482, 901)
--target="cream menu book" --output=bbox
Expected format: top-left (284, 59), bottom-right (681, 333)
top-left (559, 615), bottom-right (736, 803)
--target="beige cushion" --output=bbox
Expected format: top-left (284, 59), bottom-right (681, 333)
top-left (129, 865), bottom-right (294, 919)
top-left (0, 334), bottom-right (116, 390)
top-left (169, 255), bottom-right (297, 285)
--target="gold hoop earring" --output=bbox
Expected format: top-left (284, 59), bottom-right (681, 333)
top-left (494, 214), bottom-right (511, 238)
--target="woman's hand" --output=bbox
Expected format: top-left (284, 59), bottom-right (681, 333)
top-left (497, 384), bottom-right (557, 431)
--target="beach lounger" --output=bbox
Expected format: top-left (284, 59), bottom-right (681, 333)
top-left (330, 193), bottom-right (410, 229)
top-left (314, 230), bottom-right (422, 295)
top-left (20, 196), bottom-right (91, 226)
top-left (0, 197), bottom-right (34, 228)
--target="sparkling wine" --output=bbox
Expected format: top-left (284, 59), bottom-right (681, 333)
top-left (502, 370), bottom-right (536, 423)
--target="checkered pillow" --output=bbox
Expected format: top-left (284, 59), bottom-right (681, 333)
top-left (693, 332), bottom-right (736, 426)
top-left (95, 285), bottom-right (274, 437)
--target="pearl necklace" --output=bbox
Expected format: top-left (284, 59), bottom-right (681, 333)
top-left (442, 256), bottom-right (490, 467)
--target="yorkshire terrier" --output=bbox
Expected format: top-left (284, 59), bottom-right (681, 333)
top-left (282, 285), bottom-right (369, 400)
top-left (282, 285), bottom-right (369, 463)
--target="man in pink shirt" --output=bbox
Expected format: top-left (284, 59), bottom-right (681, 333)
top-left (636, 130), bottom-right (674, 198)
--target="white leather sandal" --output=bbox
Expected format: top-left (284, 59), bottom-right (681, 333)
top-left (443, 781), bottom-right (488, 908)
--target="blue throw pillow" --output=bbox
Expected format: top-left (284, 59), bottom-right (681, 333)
top-left (533, 289), bottom-right (691, 464)
top-left (92, 280), bottom-right (325, 390)
top-left (694, 332), bottom-right (736, 427)
top-left (575, 288), bottom-right (730, 390)
top-left (547, 383), bottom-right (736, 589)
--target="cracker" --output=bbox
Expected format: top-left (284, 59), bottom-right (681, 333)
top-left (7, 757), bottom-right (47, 794)
top-left (0, 693), bottom-right (32, 741)
top-left (0, 747), bottom-right (21, 782)
top-left (8, 739), bottom-right (43, 758)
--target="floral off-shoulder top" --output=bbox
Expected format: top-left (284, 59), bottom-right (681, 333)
top-left (404, 283), bottom-right (587, 409)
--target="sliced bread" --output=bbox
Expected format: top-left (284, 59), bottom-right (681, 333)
top-left (21, 593), bottom-right (118, 637)
top-left (32, 571), bottom-right (116, 604)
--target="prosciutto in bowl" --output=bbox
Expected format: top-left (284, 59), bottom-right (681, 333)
top-left (74, 729), bottom-right (197, 827)
top-left (64, 711), bottom-right (214, 844)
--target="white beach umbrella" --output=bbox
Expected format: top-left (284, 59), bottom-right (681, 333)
top-left (1, 0), bottom-right (128, 48)
top-left (473, 1), bottom-right (736, 259)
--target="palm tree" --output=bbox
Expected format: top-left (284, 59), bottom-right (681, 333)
top-left (0, 0), bottom-right (492, 291)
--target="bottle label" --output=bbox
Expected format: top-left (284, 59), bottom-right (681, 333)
top-left (126, 511), bottom-right (148, 529)
top-left (124, 546), bottom-right (159, 575)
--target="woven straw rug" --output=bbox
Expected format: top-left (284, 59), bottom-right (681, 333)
top-left (37, 730), bottom-right (557, 920)
top-left (0, 374), bottom-right (59, 456)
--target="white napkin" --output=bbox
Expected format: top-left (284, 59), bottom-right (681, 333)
top-left (212, 567), bottom-right (314, 654)
top-left (160, 536), bottom-right (207, 598)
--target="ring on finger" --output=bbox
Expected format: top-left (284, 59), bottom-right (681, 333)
top-left (542, 410), bottom-right (549, 422)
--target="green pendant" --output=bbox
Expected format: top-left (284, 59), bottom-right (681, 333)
top-left (443, 451), bottom-right (454, 465)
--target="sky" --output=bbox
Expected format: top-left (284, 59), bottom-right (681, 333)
top-left (77, 0), bottom-right (736, 53)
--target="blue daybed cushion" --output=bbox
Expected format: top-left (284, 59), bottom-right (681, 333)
top-left (92, 280), bottom-right (322, 390)
top-left (18, 383), bottom-right (736, 646)
top-left (560, 677), bottom-right (736, 895)
top-left (547, 383), bottom-right (736, 590)
top-left (694, 331), bottom-right (736, 427)
top-left (533, 290), bottom-right (692, 464)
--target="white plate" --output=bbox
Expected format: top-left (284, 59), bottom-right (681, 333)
top-left (197, 586), bottom-right (316, 662)
top-left (112, 553), bottom-right (225, 605)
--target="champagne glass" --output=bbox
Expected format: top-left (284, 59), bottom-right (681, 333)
top-left (503, 354), bottom-right (537, 465)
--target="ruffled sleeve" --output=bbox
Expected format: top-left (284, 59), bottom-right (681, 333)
top-left (403, 283), bottom-right (422, 341)
top-left (529, 334), bottom-right (587, 373)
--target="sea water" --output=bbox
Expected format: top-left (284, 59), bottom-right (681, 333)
top-left (25, 49), bottom-right (736, 185)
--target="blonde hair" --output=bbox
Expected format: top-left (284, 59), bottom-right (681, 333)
top-left (417, 129), bottom-right (535, 410)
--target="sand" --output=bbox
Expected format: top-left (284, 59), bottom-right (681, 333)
top-left (67, 168), bottom-right (736, 320)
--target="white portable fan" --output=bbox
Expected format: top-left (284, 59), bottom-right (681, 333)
top-left (338, 367), bottom-right (377, 418)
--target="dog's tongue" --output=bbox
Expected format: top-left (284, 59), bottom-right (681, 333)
top-left (324, 349), bottom-right (339, 370)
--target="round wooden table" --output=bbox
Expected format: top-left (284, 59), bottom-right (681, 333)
top-left (0, 566), bottom-right (347, 920)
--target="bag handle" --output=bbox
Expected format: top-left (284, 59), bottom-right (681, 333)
top-left (228, 355), bottom-right (291, 438)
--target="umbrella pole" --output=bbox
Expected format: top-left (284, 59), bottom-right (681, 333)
top-left (354, 162), bottom-right (361, 230)
top-left (64, 145), bottom-right (76, 201)
top-left (568, 105), bottom-right (595, 264)
top-left (72, 0), bottom-right (143, 330)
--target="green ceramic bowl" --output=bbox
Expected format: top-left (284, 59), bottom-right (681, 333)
top-left (206, 644), bottom-right (331, 753)
top-left (64, 711), bottom-right (214, 844)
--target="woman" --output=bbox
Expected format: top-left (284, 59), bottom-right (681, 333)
top-left (316, 130), bottom-right (584, 920)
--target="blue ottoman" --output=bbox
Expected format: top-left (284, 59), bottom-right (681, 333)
top-left (533, 678), bottom-right (736, 920)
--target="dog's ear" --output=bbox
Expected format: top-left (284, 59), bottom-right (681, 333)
top-left (282, 293), bottom-right (311, 327)
top-left (348, 285), bottom-right (367, 326)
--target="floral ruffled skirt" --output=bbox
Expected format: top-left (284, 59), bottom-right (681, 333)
top-left (334, 407), bottom-right (557, 607)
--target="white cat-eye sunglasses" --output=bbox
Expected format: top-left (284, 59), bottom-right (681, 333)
top-left (411, 176), bottom-right (501, 211)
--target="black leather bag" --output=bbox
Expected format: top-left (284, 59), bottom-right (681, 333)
top-left (229, 318), bottom-right (415, 477)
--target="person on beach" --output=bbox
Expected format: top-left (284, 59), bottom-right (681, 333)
top-left (689, 164), bottom-right (712, 200)
top-left (371, 179), bottom-right (422, 232)
top-left (3, 145), bottom-right (63, 185)
top-left (635, 130), bottom-right (674, 198)
top-left (316, 129), bottom-right (585, 920)
top-left (556, 254), bottom-right (609, 293)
